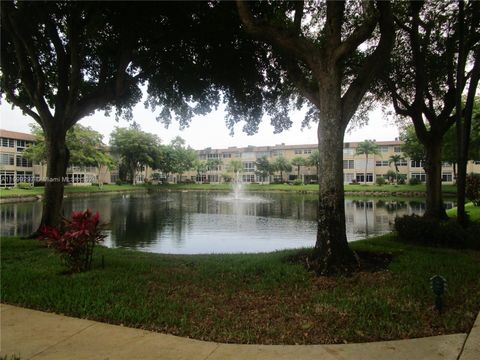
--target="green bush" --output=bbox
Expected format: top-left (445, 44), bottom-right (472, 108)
top-left (16, 182), bottom-right (33, 189)
top-left (394, 214), bottom-right (479, 249)
top-left (375, 177), bottom-right (386, 186)
top-left (466, 173), bottom-right (480, 206)
top-left (293, 179), bottom-right (304, 186)
top-left (408, 177), bottom-right (421, 185)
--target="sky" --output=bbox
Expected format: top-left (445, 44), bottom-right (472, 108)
top-left (0, 98), bottom-right (400, 150)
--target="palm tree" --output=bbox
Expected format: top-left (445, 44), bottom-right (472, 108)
top-left (388, 154), bottom-right (404, 184)
top-left (291, 156), bottom-right (306, 181)
top-left (227, 159), bottom-right (243, 182)
top-left (355, 140), bottom-right (380, 184)
top-left (272, 155), bottom-right (292, 182)
top-left (307, 150), bottom-right (320, 181)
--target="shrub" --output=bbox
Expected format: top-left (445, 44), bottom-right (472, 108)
top-left (115, 179), bottom-right (124, 185)
top-left (394, 214), bottom-right (479, 249)
top-left (38, 209), bottom-right (106, 272)
top-left (293, 179), bottom-right (304, 186)
top-left (375, 177), bottom-right (386, 186)
top-left (408, 177), bottom-right (421, 185)
top-left (466, 173), bottom-right (480, 206)
top-left (16, 182), bottom-right (33, 189)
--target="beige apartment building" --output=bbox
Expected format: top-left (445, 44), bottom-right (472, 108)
top-left (0, 129), bottom-right (109, 187)
top-left (185, 141), bottom-right (480, 184)
top-left (1, 129), bottom-right (479, 187)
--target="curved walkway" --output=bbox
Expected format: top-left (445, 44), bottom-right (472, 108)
top-left (1, 304), bottom-right (479, 360)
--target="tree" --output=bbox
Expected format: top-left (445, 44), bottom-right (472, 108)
top-left (291, 156), bottom-right (306, 181)
top-left (382, 1), bottom-right (479, 220)
top-left (355, 140), bottom-right (380, 185)
top-left (307, 150), bottom-right (320, 181)
top-left (109, 126), bottom-right (161, 185)
top-left (24, 124), bottom-right (114, 187)
top-left (388, 154), bottom-right (404, 184)
top-left (272, 156), bottom-right (292, 182)
top-left (228, 160), bottom-right (244, 177)
top-left (155, 137), bottom-right (197, 182)
top-left (235, 0), bottom-right (394, 274)
top-left (255, 156), bottom-right (272, 183)
top-left (0, 2), bottom-right (234, 229)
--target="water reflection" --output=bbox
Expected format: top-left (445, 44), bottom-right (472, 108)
top-left (0, 192), bottom-right (455, 254)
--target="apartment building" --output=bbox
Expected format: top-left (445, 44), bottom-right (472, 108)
top-left (2, 129), bottom-right (479, 186)
top-left (0, 129), bottom-right (108, 187)
top-left (0, 130), bottom-right (36, 187)
top-left (185, 140), bottom-right (480, 184)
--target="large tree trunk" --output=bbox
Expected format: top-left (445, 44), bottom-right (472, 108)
top-left (311, 116), bottom-right (358, 275)
top-left (38, 125), bottom-right (69, 230)
top-left (424, 139), bottom-right (447, 220)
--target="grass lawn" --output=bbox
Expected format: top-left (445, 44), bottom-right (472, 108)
top-left (447, 202), bottom-right (480, 221)
top-left (0, 182), bottom-right (458, 199)
top-left (1, 234), bottom-right (479, 345)
top-left (0, 184), bottom-right (148, 198)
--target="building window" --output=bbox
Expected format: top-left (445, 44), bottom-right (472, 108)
top-left (399, 159), bottom-right (408, 166)
top-left (379, 146), bottom-right (389, 153)
top-left (356, 173), bottom-right (373, 182)
top-left (207, 153), bottom-right (219, 159)
top-left (0, 153), bottom-right (15, 165)
top-left (1, 138), bottom-right (15, 148)
top-left (294, 149), bottom-right (302, 154)
top-left (442, 172), bottom-right (453, 182)
top-left (243, 161), bottom-right (255, 171)
top-left (0, 170), bottom-right (15, 187)
top-left (242, 174), bottom-right (255, 182)
top-left (411, 173), bottom-right (426, 182)
top-left (343, 160), bottom-right (354, 169)
top-left (442, 162), bottom-right (452, 167)
top-left (411, 160), bottom-right (424, 168)
top-left (15, 156), bottom-right (32, 168)
top-left (394, 146), bottom-right (402, 153)
top-left (222, 153), bottom-right (231, 158)
top-left (241, 152), bottom-right (255, 159)
top-left (343, 148), bottom-right (355, 155)
top-left (303, 149), bottom-right (312, 154)
top-left (375, 160), bottom-right (389, 167)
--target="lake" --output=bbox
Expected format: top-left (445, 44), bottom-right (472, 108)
top-left (0, 191), bottom-right (455, 254)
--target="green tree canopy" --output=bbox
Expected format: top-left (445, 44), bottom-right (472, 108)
top-left (291, 156), bottom-right (306, 180)
top-left (109, 125), bottom-right (161, 185)
top-left (272, 155), bottom-right (292, 181)
top-left (255, 156), bottom-right (272, 182)
top-left (24, 124), bottom-right (113, 169)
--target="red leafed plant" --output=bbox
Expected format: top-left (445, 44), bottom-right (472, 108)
top-left (38, 209), bottom-right (106, 272)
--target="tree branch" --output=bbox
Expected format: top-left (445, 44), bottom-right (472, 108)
top-left (333, 2), bottom-right (377, 62)
top-left (293, 0), bottom-right (304, 36)
top-left (2, 4), bottom-right (53, 122)
top-left (281, 56), bottom-right (319, 108)
top-left (235, 0), bottom-right (318, 66)
top-left (340, 1), bottom-right (394, 124)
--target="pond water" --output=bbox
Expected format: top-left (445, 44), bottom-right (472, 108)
top-left (0, 191), bottom-right (455, 254)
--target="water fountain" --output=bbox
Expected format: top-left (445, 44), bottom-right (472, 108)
top-left (216, 171), bottom-right (270, 203)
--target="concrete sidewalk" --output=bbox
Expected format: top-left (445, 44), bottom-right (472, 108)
top-left (1, 304), bottom-right (478, 360)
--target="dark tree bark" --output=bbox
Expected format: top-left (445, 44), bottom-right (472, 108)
top-left (424, 138), bottom-right (448, 219)
top-left (41, 124), bottom-right (69, 228)
top-left (236, 0), bottom-right (394, 274)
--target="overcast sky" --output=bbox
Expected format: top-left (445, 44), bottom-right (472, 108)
top-left (0, 99), bottom-right (400, 150)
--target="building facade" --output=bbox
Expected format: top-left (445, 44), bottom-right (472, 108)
top-left (186, 140), bottom-right (479, 184)
top-left (0, 129), bottom-right (110, 187)
top-left (1, 129), bottom-right (479, 187)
